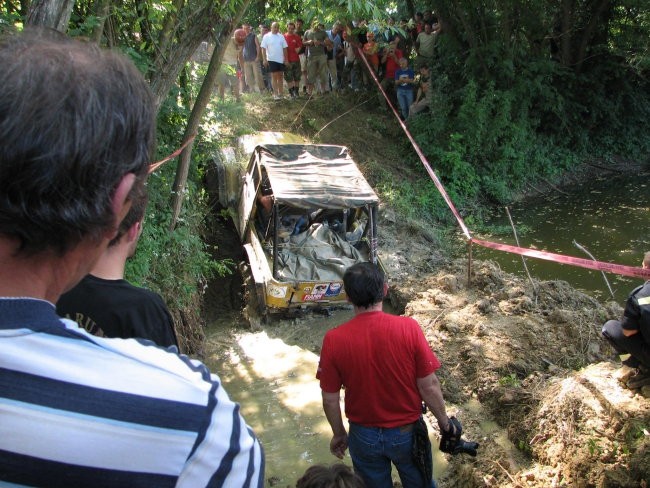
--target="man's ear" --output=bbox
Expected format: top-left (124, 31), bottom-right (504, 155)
top-left (126, 220), bottom-right (144, 244)
top-left (383, 282), bottom-right (389, 298)
top-left (108, 173), bottom-right (136, 239)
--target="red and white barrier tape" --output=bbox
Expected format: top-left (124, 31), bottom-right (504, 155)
top-left (148, 134), bottom-right (197, 174)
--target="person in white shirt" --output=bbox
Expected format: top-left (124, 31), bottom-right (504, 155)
top-left (261, 21), bottom-right (288, 100)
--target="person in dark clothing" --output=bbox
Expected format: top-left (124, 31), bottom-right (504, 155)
top-left (57, 186), bottom-right (178, 348)
top-left (602, 251), bottom-right (650, 389)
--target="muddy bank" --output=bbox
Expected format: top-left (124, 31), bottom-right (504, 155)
top-left (198, 93), bottom-right (649, 486)
top-left (381, 210), bottom-right (650, 487)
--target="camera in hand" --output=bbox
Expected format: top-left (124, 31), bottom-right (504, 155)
top-left (439, 416), bottom-right (479, 456)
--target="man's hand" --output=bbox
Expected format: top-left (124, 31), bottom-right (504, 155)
top-left (330, 433), bottom-right (348, 459)
top-left (439, 416), bottom-right (479, 456)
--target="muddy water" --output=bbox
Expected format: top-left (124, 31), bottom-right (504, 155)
top-left (481, 172), bottom-right (649, 302)
top-left (203, 307), bottom-right (450, 486)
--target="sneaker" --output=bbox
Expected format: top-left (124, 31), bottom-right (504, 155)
top-left (273, 95), bottom-right (281, 101)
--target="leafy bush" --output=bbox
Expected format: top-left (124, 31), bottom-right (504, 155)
top-left (126, 101), bottom-right (232, 313)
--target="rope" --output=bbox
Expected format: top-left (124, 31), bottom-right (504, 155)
top-left (147, 134), bottom-right (197, 174)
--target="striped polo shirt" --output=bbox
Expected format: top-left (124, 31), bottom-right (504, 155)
top-left (0, 298), bottom-right (264, 487)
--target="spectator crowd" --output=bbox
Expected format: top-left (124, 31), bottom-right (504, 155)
top-left (213, 11), bottom-right (442, 119)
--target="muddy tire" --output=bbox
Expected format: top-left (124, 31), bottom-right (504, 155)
top-left (240, 262), bottom-right (267, 330)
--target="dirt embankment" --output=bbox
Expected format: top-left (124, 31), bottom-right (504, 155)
top-left (379, 212), bottom-right (650, 488)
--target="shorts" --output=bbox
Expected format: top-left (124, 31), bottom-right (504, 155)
top-left (284, 61), bottom-right (301, 82)
top-left (267, 61), bottom-right (285, 73)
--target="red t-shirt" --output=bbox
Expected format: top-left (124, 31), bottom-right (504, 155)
top-left (384, 48), bottom-right (403, 80)
top-left (284, 33), bottom-right (303, 63)
top-left (317, 311), bottom-right (440, 428)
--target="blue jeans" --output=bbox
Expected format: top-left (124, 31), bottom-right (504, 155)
top-left (348, 422), bottom-right (436, 488)
top-left (397, 89), bottom-right (414, 119)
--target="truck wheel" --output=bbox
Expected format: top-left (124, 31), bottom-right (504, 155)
top-left (240, 262), bottom-right (267, 329)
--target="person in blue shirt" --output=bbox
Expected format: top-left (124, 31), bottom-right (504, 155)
top-left (326, 22), bottom-right (343, 90)
top-left (394, 57), bottom-right (416, 120)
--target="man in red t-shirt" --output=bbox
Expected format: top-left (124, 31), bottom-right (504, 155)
top-left (380, 39), bottom-right (403, 109)
top-left (317, 262), bottom-right (454, 488)
top-left (284, 22), bottom-right (303, 98)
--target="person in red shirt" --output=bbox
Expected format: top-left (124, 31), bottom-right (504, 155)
top-left (317, 262), bottom-right (455, 488)
top-left (284, 22), bottom-right (303, 98)
top-left (380, 39), bottom-right (403, 108)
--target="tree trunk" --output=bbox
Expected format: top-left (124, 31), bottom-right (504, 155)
top-left (169, 0), bottom-right (251, 230)
top-left (158, 0), bottom-right (186, 59)
top-left (149, 2), bottom-right (223, 109)
top-left (90, 0), bottom-right (111, 43)
top-left (405, 0), bottom-right (416, 20)
top-left (575, 0), bottom-right (611, 73)
top-left (560, 0), bottom-right (574, 67)
top-left (26, 0), bottom-right (74, 31)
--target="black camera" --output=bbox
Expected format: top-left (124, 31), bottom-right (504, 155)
top-left (439, 416), bottom-right (479, 456)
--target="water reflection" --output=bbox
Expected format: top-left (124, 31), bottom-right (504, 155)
top-left (205, 310), bottom-right (354, 486)
top-left (482, 173), bottom-right (649, 302)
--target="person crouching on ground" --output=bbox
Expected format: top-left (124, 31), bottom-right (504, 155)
top-left (602, 251), bottom-right (650, 389)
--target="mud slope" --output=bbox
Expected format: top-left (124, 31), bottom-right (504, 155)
top-left (381, 212), bottom-right (650, 488)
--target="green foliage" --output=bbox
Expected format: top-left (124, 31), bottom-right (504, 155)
top-left (370, 161), bottom-right (454, 224)
top-left (67, 13), bottom-right (101, 37)
top-left (587, 436), bottom-right (602, 456)
top-left (404, 0), bottom-right (650, 222)
top-left (498, 373), bottom-right (521, 388)
top-left (123, 98), bottom-right (233, 311)
top-left (517, 439), bottom-right (532, 454)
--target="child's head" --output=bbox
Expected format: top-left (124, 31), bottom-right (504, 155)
top-left (399, 57), bottom-right (408, 69)
top-left (296, 464), bottom-right (366, 488)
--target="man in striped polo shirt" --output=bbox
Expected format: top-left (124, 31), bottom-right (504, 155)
top-left (0, 28), bottom-right (264, 487)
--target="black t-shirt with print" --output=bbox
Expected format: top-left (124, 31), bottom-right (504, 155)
top-left (57, 274), bottom-right (179, 348)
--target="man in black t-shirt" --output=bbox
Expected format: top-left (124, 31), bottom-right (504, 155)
top-left (57, 186), bottom-right (178, 349)
top-left (602, 251), bottom-right (650, 389)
